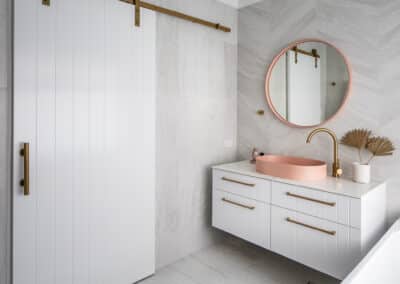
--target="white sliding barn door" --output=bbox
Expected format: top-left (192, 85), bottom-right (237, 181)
top-left (13, 0), bottom-right (156, 283)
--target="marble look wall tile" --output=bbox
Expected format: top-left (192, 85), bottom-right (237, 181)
top-left (156, 0), bottom-right (238, 268)
top-left (151, 0), bottom-right (238, 45)
top-left (238, 0), bottom-right (400, 225)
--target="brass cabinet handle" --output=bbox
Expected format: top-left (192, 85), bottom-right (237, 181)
top-left (286, 217), bottom-right (336, 236)
top-left (286, 192), bottom-right (336, 207)
top-left (20, 143), bottom-right (30, 196)
top-left (221, 198), bottom-right (255, 210)
top-left (222, 177), bottom-right (255, 187)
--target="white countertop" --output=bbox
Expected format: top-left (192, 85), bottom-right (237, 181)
top-left (213, 160), bottom-right (385, 199)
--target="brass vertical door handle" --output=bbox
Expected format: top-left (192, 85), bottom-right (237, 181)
top-left (20, 143), bottom-right (30, 196)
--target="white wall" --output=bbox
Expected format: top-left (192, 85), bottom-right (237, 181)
top-left (238, 0), bottom-right (400, 226)
top-left (0, 0), bottom-right (11, 282)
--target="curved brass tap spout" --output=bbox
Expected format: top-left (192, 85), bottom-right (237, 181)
top-left (306, 128), bottom-right (343, 178)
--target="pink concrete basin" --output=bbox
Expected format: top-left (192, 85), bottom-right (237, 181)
top-left (256, 155), bottom-right (327, 181)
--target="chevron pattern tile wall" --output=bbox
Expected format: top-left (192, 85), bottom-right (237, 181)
top-left (238, 0), bottom-right (400, 225)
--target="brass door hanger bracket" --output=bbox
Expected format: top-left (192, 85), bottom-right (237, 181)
top-left (135, 0), bottom-right (141, 26)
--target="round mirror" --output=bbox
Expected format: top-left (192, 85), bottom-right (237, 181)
top-left (265, 39), bottom-right (351, 128)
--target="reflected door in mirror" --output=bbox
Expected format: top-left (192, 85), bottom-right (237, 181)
top-left (266, 40), bottom-right (351, 128)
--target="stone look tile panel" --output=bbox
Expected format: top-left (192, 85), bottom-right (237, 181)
top-left (238, 0), bottom-right (400, 225)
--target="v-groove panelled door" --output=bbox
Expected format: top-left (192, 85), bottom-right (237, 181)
top-left (13, 0), bottom-right (155, 283)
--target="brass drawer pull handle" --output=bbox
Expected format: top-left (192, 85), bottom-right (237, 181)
top-left (222, 198), bottom-right (255, 210)
top-left (20, 143), bottom-right (30, 196)
top-left (286, 192), bottom-right (336, 207)
top-left (286, 217), bottom-right (336, 236)
top-left (222, 177), bottom-right (255, 187)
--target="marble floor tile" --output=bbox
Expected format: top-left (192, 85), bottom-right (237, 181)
top-left (169, 255), bottom-right (226, 284)
top-left (139, 267), bottom-right (198, 284)
top-left (139, 240), bottom-right (340, 284)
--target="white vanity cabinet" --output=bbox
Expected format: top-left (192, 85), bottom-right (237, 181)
top-left (213, 190), bottom-right (270, 249)
top-left (212, 161), bottom-right (386, 280)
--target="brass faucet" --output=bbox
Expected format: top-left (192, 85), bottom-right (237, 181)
top-left (306, 128), bottom-right (343, 178)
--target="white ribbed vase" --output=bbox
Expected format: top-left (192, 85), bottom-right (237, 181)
top-left (352, 162), bottom-right (371, 184)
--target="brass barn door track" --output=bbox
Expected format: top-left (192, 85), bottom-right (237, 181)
top-left (120, 0), bottom-right (231, 32)
top-left (41, 0), bottom-right (231, 33)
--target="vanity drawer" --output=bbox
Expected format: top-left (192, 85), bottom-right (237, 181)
top-left (271, 182), bottom-right (351, 226)
top-left (271, 206), bottom-right (361, 280)
top-left (212, 189), bottom-right (270, 249)
top-left (213, 169), bottom-right (271, 202)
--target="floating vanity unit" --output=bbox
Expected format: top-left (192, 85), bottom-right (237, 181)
top-left (212, 161), bottom-right (386, 280)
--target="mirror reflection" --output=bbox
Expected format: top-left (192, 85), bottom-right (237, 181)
top-left (267, 41), bottom-right (350, 127)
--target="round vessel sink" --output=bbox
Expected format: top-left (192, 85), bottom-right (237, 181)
top-left (256, 155), bottom-right (327, 181)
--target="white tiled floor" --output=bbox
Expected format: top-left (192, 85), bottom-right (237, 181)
top-left (140, 239), bottom-right (340, 284)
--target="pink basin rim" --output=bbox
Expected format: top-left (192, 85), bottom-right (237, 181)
top-left (256, 155), bottom-right (327, 181)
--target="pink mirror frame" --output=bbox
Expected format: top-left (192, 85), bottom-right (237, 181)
top-left (265, 39), bottom-right (352, 128)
